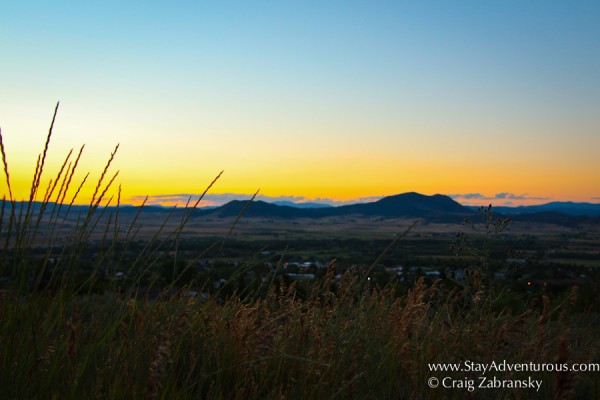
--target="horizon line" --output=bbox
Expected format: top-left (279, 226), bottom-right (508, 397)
top-left (4, 191), bottom-right (600, 209)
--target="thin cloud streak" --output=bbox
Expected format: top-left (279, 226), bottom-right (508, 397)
top-left (447, 192), bottom-right (553, 206)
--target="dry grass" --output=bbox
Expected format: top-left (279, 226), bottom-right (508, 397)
top-left (1, 273), bottom-right (599, 399)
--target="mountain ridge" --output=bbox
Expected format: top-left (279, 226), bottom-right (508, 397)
top-left (205, 192), bottom-right (476, 221)
top-left (488, 202), bottom-right (600, 217)
top-left (2, 194), bottom-right (599, 225)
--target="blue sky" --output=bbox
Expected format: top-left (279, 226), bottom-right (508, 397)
top-left (1, 1), bottom-right (599, 206)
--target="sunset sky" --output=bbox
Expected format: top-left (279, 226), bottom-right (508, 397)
top-left (1, 1), bottom-right (599, 207)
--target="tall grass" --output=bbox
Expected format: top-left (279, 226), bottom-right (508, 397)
top-left (2, 269), bottom-right (597, 399)
top-left (0, 103), bottom-right (224, 295)
top-left (1, 107), bottom-right (599, 399)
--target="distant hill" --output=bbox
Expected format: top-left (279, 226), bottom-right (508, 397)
top-left (331, 192), bottom-right (471, 219)
top-left (204, 194), bottom-right (600, 225)
top-left (3, 196), bottom-right (599, 226)
top-left (205, 200), bottom-right (306, 218)
top-left (203, 192), bottom-right (475, 221)
top-left (492, 202), bottom-right (600, 217)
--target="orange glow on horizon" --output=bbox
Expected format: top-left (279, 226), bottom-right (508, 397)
top-left (1, 116), bottom-right (598, 208)
top-left (2, 158), bottom-right (598, 209)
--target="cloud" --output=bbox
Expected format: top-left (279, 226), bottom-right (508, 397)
top-left (494, 192), bottom-right (550, 201)
top-left (447, 193), bottom-right (487, 200)
top-left (310, 196), bottom-right (382, 206)
top-left (449, 192), bottom-right (551, 201)
top-left (448, 192), bottom-right (552, 206)
top-left (497, 193), bottom-right (551, 201)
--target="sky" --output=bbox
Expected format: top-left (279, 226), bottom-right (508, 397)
top-left (1, 1), bottom-right (599, 207)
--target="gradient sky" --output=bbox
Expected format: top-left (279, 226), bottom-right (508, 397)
top-left (1, 1), bottom-right (599, 207)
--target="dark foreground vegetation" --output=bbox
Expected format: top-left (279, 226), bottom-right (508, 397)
top-left (2, 107), bottom-right (600, 399)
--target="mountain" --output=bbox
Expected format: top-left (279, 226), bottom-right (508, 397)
top-left (5, 195), bottom-right (598, 225)
top-left (203, 193), bottom-right (600, 225)
top-left (203, 192), bottom-right (475, 221)
top-left (492, 202), bottom-right (600, 217)
top-left (205, 200), bottom-right (306, 218)
top-left (332, 192), bottom-right (471, 218)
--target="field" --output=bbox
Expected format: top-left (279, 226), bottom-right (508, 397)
top-left (96, 211), bottom-right (600, 270)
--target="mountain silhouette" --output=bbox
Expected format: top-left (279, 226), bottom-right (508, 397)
top-left (3, 194), bottom-right (598, 225)
top-left (206, 200), bottom-right (307, 218)
top-left (203, 192), bottom-right (475, 221)
top-left (492, 202), bottom-right (600, 217)
top-left (329, 192), bottom-right (470, 218)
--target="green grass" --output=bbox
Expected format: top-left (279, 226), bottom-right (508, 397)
top-left (1, 106), bottom-right (600, 399)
